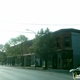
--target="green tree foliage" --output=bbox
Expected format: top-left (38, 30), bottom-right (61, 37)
top-left (4, 35), bottom-right (28, 56)
top-left (16, 35), bottom-right (28, 55)
top-left (0, 44), bottom-right (4, 52)
top-left (32, 28), bottom-right (56, 69)
top-left (16, 35), bottom-right (28, 43)
top-left (4, 43), bottom-right (11, 55)
top-left (4, 35), bottom-right (28, 66)
top-left (4, 38), bottom-right (18, 56)
top-left (0, 44), bottom-right (6, 64)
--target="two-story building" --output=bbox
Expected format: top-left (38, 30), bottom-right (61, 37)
top-left (53, 28), bottom-right (80, 69)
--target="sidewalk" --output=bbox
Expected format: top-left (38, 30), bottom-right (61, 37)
top-left (25, 66), bottom-right (70, 75)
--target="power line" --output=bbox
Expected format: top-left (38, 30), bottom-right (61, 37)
top-left (23, 23), bottom-right (80, 26)
top-left (11, 23), bottom-right (80, 26)
top-left (0, 30), bottom-right (35, 34)
top-left (0, 22), bottom-right (80, 26)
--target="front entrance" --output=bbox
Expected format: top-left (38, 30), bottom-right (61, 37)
top-left (57, 50), bottom-right (73, 69)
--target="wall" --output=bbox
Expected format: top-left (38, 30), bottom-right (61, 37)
top-left (54, 32), bottom-right (71, 49)
top-left (72, 32), bottom-right (80, 68)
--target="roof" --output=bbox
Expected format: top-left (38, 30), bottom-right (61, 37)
top-left (53, 28), bottom-right (80, 35)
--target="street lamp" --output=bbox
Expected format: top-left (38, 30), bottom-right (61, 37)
top-left (26, 29), bottom-right (36, 35)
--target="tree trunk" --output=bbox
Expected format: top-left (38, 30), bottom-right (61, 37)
top-left (21, 56), bottom-right (24, 67)
top-left (44, 60), bottom-right (48, 69)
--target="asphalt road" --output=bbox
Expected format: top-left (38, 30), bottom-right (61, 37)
top-left (0, 65), bottom-right (73, 80)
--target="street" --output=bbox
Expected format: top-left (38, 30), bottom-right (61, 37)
top-left (0, 66), bottom-right (73, 80)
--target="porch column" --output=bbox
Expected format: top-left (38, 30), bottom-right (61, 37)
top-left (24, 56), bottom-right (26, 66)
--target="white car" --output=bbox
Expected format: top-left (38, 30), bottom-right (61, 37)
top-left (70, 67), bottom-right (80, 80)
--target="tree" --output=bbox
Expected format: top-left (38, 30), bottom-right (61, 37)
top-left (4, 43), bottom-right (11, 55)
top-left (16, 35), bottom-right (28, 66)
top-left (0, 44), bottom-right (4, 52)
top-left (4, 35), bottom-right (28, 66)
top-left (16, 35), bottom-right (28, 55)
top-left (32, 28), bottom-right (56, 69)
top-left (4, 35), bottom-right (28, 55)
top-left (0, 44), bottom-right (6, 65)
top-left (4, 38), bottom-right (19, 56)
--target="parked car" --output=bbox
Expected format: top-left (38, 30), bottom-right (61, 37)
top-left (70, 67), bottom-right (80, 80)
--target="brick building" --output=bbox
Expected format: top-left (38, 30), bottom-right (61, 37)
top-left (53, 28), bottom-right (80, 69)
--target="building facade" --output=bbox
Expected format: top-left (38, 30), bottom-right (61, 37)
top-left (53, 28), bottom-right (80, 69)
top-left (5, 28), bottom-right (80, 69)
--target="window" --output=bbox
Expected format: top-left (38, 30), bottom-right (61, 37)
top-left (57, 38), bottom-right (60, 47)
top-left (65, 37), bottom-right (70, 47)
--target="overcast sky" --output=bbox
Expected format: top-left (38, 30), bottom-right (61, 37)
top-left (0, 0), bottom-right (80, 44)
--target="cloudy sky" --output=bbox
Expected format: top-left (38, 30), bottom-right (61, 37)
top-left (0, 0), bottom-right (80, 44)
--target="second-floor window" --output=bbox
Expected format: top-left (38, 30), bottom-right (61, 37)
top-left (65, 37), bottom-right (70, 47)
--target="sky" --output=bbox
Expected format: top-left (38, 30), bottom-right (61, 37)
top-left (0, 0), bottom-right (80, 44)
